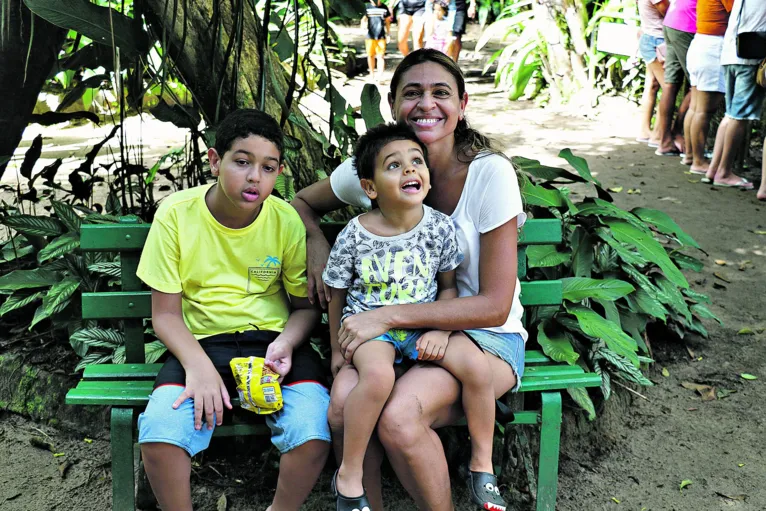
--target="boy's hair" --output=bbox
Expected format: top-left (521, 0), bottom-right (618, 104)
top-left (353, 122), bottom-right (429, 181)
top-left (213, 109), bottom-right (284, 161)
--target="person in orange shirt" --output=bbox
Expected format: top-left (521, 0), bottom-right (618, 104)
top-left (684, 0), bottom-right (734, 176)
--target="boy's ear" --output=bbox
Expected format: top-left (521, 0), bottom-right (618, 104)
top-left (360, 178), bottom-right (378, 200)
top-left (277, 163), bottom-right (285, 175)
top-left (208, 148), bottom-right (222, 176)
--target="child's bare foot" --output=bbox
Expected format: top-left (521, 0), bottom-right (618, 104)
top-left (335, 466), bottom-right (365, 500)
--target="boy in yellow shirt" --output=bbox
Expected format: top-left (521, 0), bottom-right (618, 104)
top-left (136, 109), bottom-right (330, 511)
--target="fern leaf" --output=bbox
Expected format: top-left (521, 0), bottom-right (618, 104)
top-left (51, 200), bottom-right (82, 233)
top-left (38, 232), bottom-right (80, 263)
top-left (1, 214), bottom-right (65, 237)
top-left (0, 291), bottom-right (44, 317)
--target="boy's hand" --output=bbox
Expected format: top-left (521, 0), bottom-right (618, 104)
top-left (265, 338), bottom-right (294, 383)
top-left (416, 330), bottom-right (451, 361)
top-left (174, 360), bottom-right (232, 431)
top-left (331, 350), bottom-right (347, 378)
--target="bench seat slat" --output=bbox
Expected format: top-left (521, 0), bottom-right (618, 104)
top-left (525, 350), bottom-right (550, 365)
top-left (83, 363), bottom-right (162, 380)
top-left (520, 373), bottom-right (602, 393)
top-left (524, 365), bottom-right (588, 378)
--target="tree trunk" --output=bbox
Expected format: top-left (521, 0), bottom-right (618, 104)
top-left (0, 0), bottom-right (66, 179)
top-left (143, 0), bottom-right (326, 189)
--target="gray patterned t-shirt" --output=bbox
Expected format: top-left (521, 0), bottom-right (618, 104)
top-left (322, 206), bottom-right (464, 320)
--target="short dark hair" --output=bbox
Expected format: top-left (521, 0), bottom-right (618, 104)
top-left (353, 122), bottom-right (429, 181)
top-left (213, 109), bottom-right (284, 161)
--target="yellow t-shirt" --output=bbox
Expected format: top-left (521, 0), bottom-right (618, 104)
top-left (136, 184), bottom-right (308, 339)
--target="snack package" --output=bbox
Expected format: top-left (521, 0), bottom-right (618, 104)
top-left (229, 356), bottom-right (284, 414)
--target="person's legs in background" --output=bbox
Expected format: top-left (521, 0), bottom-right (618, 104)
top-left (639, 70), bottom-right (661, 142)
top-left (690, 89), bottom-right (724, 173)
top-left (757, 138), bottom-right (766, 201)
top-left (411, 12), bottom-right (426, 50)
top-left (657, 27), bottom-right (693, 155)
top-left (448, 7), bottom-right (468, 61)
top-left (397, 12), bottom-right (414, 55)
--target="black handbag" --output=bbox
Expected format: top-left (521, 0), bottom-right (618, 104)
top-left (735, 0), bottom-right (766, 59)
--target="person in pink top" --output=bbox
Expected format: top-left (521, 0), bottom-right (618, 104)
top-left (655, 0), bottom-right (697, 157)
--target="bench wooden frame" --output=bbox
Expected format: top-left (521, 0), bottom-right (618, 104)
top-left (66, 217), bottom-right (600, 511)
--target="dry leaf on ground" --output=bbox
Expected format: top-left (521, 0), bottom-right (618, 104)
top-left (715, 259), bottom-right (727, 265)
top-left (714, 272), bottom-right (731, 283)
top-left (681, 381), bottom-right (717, 401)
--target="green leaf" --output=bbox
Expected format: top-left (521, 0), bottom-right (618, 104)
top-left (558, 149), bottom-right (601, 186)
top-left (740, 373), bottom-right (758, 380)
top-left (520, 176), bottom-right (564, 207)
top-left (0, 268), bottom-right (60, 291)
top-left (87, 262), bottom-right (121, 278)
top-left (57, 73), bottom-right (108, 112)
top-left (37, 232), bottom-right (80, 263)
top-left (51, 200), bottom-right (82, 233)
top-left (595, 228), bottom-right (648, 267)
top-left (0, 215), bottom-right (65, 237)
top-left (75, 352), bottom-right (113, 372)
top-left (566, 305), bottom-right (639, 366)
top-left (527, 245), bottom-right (571, 268)
top-left (570, 228), bottom-right (594, 278)
top-left (145, 340), bottom-right (167, 363)
top-left (70, 327), bottom-right (124, 348)
top-left (537, 322), bottom-right (579, 365)
top-left (655, 276), bottom-right (692, 323)
top-left (632, 287), bottom-right (668, 321)
top-left (22, 0), bottom-right (149, 57)
top-left (596, 348), bottom-right (653, 385)
top-left (632, 207), bottom-right (700, 248)
top-left (682, 288), bottom-right (711, 304)
top-left (30, 277), bottom-right (80, 329)
top-left (0, 244), bottom-right (35, 263)
top-left (567, 387), bottom-right (596, 420)
top-left (113, 345), bottom-right (126, 364)
top-left (360, 84), bottom-right (385, 130)
top-left (596, 299), bottom-right (621, 329)
top-left (513, 156), bottom-right (586, 183)
top-left (562, 277), bottom-right (634, 302)
top-left (594, 360), bottom-right (612, 400)
top-left (671, 252), bottom-right (704, 272)
top-left (577, 199), bottom-right (648, 231)
top-left (0, 291), bottom-right (45, 317)
top-left (679, 480), bottom-right (693, 492)
top-left (605, 220), bottom-right (689, 289)
top-left (690, 303), bottom-right (722, 324)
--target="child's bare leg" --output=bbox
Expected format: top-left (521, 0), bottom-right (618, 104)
top-left (329, 365), bottom-right (386, 509)
top-left (268, 439), bottom-right (330, 511)
top-left (141, 443), bottom-right (193, 511)
top-left (433, 332), bottom-right (495, 473)
top-left (336, 341), bottom-right (396, 498)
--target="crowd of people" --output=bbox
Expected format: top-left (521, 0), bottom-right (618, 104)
top-left (636, 0), bottom-right (766, 200)
top-left (362, 0), bottom-right (476, 83)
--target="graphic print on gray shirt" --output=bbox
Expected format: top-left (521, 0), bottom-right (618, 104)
top-left (322, 206), bottom-right (464, 320)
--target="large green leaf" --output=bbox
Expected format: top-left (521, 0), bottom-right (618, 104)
top-left (570, 227), bottom-right (594, 278)
top-left (682, 288), bottom-right (711, 304)
top-left (360, 84), bottom-right (385, 130)
top-left (145, 340), bottom-right (167, 363)
top-left (595, 228), bottom-right (648, 267)
top-left (30, 277), bottom-right (80, 329)
top-left (56, 73), bottom-right (108, 112)
top-left (596, 299), bottom-right (621, 328)
top-left (562, 277), bottom-right (634, 301)
top-left (631, 207), bottom-right (700, 248)
top-left (558, 149), bottom-right (601, 186)
top-left (51, 200), bottom-right (82, 233)
top-left (512, 157), bottom-right (586, 183)
top-left (0, 291), bottom-right (45, 317)
top-left (520, 176), bottom-right (564, 207)
top-left (596, 348), bottom-right (653, 386)
top-left (632, 287), bottom-right (668, 321)
top-left (23, 0), bottom-right (149, 57)
top-left (566, 305), bottom-right (639, 366)
top-left (527, 245), bottom-right (571, 268)
top-left (567, 387), bottom-right (596, 420)
top-left (655, 276), bottom-right (692, 323)
top-left (70, 327), bottom-right (124, 348)
top-left (670, 252), bottom-right (704, 272)
top-left (37, 232), bottom-right (80, 263)
top-left (577, 199), bottom-right (648, 231)
top-left (690, 303), bottom-right (722, 324)
top-left (537, 322), bottom-right (579, 365)
top-left (605, 220), bottom-right (689, 289)
top-left (0, 215), bottom-right (65, 237)
top-left (0, 268), bottom-right (60, 291)
top-left (0, 244), bottom-right (35, 263)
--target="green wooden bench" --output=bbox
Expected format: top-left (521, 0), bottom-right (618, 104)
top-left (65, 217), bottom-right (600, 511)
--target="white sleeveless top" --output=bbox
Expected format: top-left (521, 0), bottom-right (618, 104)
top-left (329, 153), bottom-right (528, 340)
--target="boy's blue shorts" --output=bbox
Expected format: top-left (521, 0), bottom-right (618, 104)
top-left (137, 330), bottom-right (331, 456)
top-left (370, 329), bottom-right (423, 363)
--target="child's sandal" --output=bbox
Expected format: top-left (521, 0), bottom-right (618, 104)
top-left (332, 469), bottom-right (372, 511)
top-left (467, 471), bottom-right (507, 511)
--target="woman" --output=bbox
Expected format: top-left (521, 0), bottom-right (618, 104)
top-left (292, 49), bottom-right (527, 510)
top-left (636, 0), bottom-right (669, 144)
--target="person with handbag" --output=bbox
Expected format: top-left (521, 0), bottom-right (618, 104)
top-left (703, 0), bottom-right (766, 188)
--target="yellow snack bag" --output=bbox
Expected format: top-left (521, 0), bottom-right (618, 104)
top-left (229, 357), bottom-right (284, 414)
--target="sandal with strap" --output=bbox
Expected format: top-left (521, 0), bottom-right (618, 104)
top-left (467, 471), bottom-right (507, 511)
top-left (332, 469), bottom-right (371, 511)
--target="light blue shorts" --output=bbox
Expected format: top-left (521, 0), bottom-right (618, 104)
top-left (464, 329), bottom-right (526, 392)
top-left (639, 34), bottom-right (664, 63)
top-left (137, 382), bottom-right (331, 456)
top-left (724, 64), bottom-right (765, 121)
top-left (372, 328), bottom-right (526, 392)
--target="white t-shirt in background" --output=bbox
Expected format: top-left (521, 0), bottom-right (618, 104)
top-left (329, 152), bottom-right (528, 340)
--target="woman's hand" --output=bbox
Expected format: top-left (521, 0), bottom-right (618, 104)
top-left (338, 309), bottom-right (392, 361)
top-left (306, 231), bottom-right (333, 309)
top-left (416, 330), bottom-right (450, 361)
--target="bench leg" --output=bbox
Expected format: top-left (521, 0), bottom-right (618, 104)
top-left (536, 392), bottom-right (562, 511)
top-left (111, 407), bottom-right (136, 511)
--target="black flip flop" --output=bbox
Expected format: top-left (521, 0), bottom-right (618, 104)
top-left (467, 471), bottom-right (507, 511)
top-left (332, 469), bottom-right (372, 511)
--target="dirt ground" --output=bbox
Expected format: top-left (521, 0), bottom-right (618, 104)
top-left (2, 22), bottom-right (766, 511)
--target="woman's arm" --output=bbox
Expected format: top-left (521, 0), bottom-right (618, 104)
top-left (292, 178), bottom-right (347, 308)
top-left (338, 217), bottom-right (519, 358)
